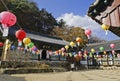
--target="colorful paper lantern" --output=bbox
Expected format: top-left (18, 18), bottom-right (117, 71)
top-left (104, 51), bottom-right (106, 54)
top-left (76, 37), bottom-right (82, 46)
top-left (101, 24), bottom-right (110, 35)
top-left (34, 47), bottom-right (38, 51)
top-left (61, 47), bottom-right (65, 52)
top-left (112, 50), bottom-right (115, 54)
top-left (91, 48), bottom-right (95, 53)
top-left (28, 42), bottom-right (34, 48)
top-left (0, 11), bottom-right (17, 27)
top-left (65, 45), bottom-right (69, 50)
top-left (15, 29), bottom-right (26, 41)
top-left (11, 45), bottom-right (15, 49)
top-left (58, 50), bottom-right (62, 53)
top-left (23, 38), bottom-right (31, 45)
top-left (17, 47), bottom-right (21, 50)
top-left (78, 51), bottom-right (82, 54)
top-left (101, 24), bottom-right (110, 30)
top-left (31, 46), bottom-right (36, 50)
top-left (0, 42), bottom-right (4, 47)
top-left (99, 46), bottom-right (104, 51)
top-left (20, 47), bottom-right (24, 51)
top-left (70, 41), bottom-right (75, 47)
top-left (85, 29), bottom-right (92, 39)
top-left (76, 37), bottom-right (82, 42)
top-left (110, 43), bottom-right (115, 49)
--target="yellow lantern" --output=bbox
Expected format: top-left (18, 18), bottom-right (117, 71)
top-left (101, 24), bottom-right (110, 35)
top-left (104, 51), bottom-right (106, 54)
top-left (91, 48), bottom-right (95, 53)
top-left (65, 45), bottom-right (69, 50)
top-left (70, 41), bottom-right (75, 47)
top-left (23, 38), bottom-right (31, 45)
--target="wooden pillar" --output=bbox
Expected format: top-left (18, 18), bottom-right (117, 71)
top-left (1, 39), bottom-right (10, 61)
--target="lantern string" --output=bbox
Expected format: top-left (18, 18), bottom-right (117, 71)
top-left (0, 0), bottom-right (22, 29)
top-left (0, 0), bottom-right (9, 10)
top-left (0, 25), bottom-right (3, 33)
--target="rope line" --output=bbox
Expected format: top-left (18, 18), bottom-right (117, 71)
top-left (0, 0), bottom-right (22, 29)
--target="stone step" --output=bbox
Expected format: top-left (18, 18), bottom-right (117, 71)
top-left (100, 66), bottom-right (120, 70)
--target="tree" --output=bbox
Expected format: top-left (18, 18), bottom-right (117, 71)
top-left (0, 0), bottom-right (57, 35)
top-left (89, 35), bottom-right (107, 43)
top-left (57, 19), bottom-right (66, 28)
top-left (50, 26), bottom-right (88, 48)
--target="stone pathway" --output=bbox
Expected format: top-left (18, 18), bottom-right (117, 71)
top-left (0, 70), bottom-right (120, 81)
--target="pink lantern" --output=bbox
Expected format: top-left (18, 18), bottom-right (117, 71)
top-left (110, 43), bottom-right (115, 49)
top-left (112, 50), bottom-right (115, 54)
top-left (78, 51), bottom-right (82, 54)
top-left (78, 51), bottom-right (82, 57)
top-left (85, 29), bottom-right (92, 39)
top-left (61, 47), bottom-right (65, 52)
top-left (0, 11), bottom-right (17, 27)
top-left (49, 51), bottom-right (53, 55)
top-left (17, 47), bottom-right (21, 50)
top-left (31, 46), bottom-right (36, 50)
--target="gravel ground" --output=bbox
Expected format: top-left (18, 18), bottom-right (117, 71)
top-left (0, 70), bottom-right (120, 81)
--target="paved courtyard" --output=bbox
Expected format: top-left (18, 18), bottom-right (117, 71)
top-left (0, 70), bottom-right (120, 81)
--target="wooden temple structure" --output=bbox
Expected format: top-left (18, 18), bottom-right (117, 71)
top-left (88, 0), bottom-right (120, 36)
top-left (86, 0), bottom-right (120, 66)
top-left (0, 27), bottom-right (69, 61)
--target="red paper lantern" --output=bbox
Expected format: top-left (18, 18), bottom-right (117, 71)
top-left (0, 42), bottom-right (3, 47)
top-left (0, 11), bottom-right (17, 27)
top-left (15, 29), bottom-right (26, 41)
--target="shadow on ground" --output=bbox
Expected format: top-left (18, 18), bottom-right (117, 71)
top-left (0, 74), bottom-right (26, 81)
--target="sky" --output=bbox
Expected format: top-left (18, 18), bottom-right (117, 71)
top-left (32, 0), bottom-right (120, 41)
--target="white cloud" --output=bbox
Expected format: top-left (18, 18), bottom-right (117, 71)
top-left (57, 13), bottom-right (120, 41)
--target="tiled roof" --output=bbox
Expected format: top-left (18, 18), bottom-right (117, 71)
top-left (9, 27), bottom-right (69, 46)
top-left (26, 33), bottom-right (69, 46)
top-left (85, 40), bottom-right (120, 52)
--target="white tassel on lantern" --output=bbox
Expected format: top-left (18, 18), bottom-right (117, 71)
top-left (105, 30), bottom-right (108, 35)
top-left (2, 24), bottom-right (9, 37)
top-left (18, 41), bottom-right (22, 46)
top-left (86, 35), bottom-right (90, 39)
top-left (77, 42), bottom-right (80, 46)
